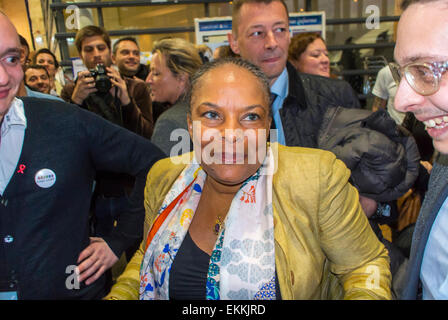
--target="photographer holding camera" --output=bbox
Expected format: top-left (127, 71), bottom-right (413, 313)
top-left (60, 26), bottom-right (156, 283)
top-left (62, 25), bottom-right (153, 138)
top-left (73, 64), bottom-right (127, 126)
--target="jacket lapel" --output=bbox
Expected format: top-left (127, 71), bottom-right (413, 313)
top-left (402, 161), bottom-right (448, 299)
top-left (284, 62), bottom-right (307, 111)
top-left (2, 99), bottom-right (34, 198)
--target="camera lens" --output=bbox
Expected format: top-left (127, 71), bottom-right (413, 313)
top-left (94, 64), bottom-right (111, 93)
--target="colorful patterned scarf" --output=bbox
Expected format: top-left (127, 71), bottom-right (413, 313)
top-left (139, 148), bottom-right (276, 300)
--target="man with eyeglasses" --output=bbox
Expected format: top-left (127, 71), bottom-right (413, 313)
top-left (393, 0), bottom-right (448, 300)
top-left (0, 12), bottom-right (165, 299)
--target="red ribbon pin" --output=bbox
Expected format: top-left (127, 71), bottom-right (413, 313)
top-left (17, 164), bottom-right (26, 174)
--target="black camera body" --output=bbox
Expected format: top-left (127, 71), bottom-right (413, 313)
top-left (89, 64), bottom-right (111, 94)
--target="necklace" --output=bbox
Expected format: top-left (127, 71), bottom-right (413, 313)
top-left (214, 215), bottom-right (224, 235)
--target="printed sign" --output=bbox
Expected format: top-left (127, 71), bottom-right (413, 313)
top-left (194, 11), bottom-right (326, 54)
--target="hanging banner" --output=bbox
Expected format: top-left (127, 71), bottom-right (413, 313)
top-left (289, 11), bottom-right (326, 38)
top-left (194, 17), bottom-right (233, 53)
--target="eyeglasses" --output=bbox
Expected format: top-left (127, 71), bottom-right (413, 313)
top-left (389, 61), bottom-right (448, 96)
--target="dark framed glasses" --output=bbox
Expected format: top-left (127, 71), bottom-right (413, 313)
top-left (389, 61), bottom-right (448, 96)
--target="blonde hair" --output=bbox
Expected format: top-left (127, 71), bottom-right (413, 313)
top-left (152, 38), bottom-right (203, 79)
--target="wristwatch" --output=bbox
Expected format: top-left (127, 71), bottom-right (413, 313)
top-left (372, 202), bottom-right (391, 219)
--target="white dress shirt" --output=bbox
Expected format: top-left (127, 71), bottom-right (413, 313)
top-left (421, 195), bottom-right (448, 299)
top-left (0, 98), bottom-right (27, 195)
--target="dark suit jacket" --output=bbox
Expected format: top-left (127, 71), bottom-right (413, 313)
top-left (280, 62), bottom-right (361, 148)
top-left (0, 97), bottom-right (164, 299)
top-left (401, 155), bottom-right (448, 299)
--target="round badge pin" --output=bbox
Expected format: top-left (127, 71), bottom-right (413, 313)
top-left (34, 168), bottom-right (57, 188)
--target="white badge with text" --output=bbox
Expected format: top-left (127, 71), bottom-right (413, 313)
top-left (34, 169), bottom-right (57, 188)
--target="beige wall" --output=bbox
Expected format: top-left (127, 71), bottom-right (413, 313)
top-left (0, 0), bottom-right (47, 53)
top-left (0, 0), bottom-right (32, 48)
top-left (28, 0), bottom-right (47, 50)
top-left (393, 0), bottom-right (402, 41)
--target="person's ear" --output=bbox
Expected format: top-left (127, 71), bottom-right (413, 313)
top-left (177, 72), bottom-right (189, 92)
top-left (289, 58), bottom-right (301, 72)
top-left (187, 112), bottom-right (193, 139)
top-left (111, 53), bottom-right (116, 65)
top-left (228, 32), bottom-right (240, 55)
top-left (179, 72), bottom-right (188, 85)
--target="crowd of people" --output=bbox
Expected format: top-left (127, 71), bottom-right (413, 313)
top-left (0, 0), bottom-right (447, 300)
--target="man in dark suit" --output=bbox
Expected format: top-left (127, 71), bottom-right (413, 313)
top-left (393, 0), bottom-right (448, 299)
top-left (227, 0), bottom-right (422, 287)
top-left (227, 0), bottom-right (419, 215)
top-left (0, 12), bottom-right (164, 299)
top-left (228, 0), bottom-right (361, 148)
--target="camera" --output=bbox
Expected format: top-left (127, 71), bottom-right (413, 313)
top-left (89, 64), bottom-right (111, 94)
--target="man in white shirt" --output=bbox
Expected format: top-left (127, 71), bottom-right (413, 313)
top-left (0, 11), bottom-right (164, 299)
top-left (372, 65), bottom-right (406, 125)
top-left (393, 0), bottom-right (448, 300)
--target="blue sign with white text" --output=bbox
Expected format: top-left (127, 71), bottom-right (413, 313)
top-left (199, 20), bottom-right (233, 32)
top-left (289, 15), bottom-right (323, 26)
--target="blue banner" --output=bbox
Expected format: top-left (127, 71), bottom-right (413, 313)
top-left (289, 15), bottom-right (323, 27)
top-left (199, 20), bottom-right (232, 32)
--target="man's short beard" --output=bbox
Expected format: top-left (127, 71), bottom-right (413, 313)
top-left (120, 67), bottom-right (138, 77)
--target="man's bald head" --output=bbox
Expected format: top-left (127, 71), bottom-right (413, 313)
top-left (400, 0), bottom-right (448, 11)
top-left (0, 12), bottom-right (21, 58)
top-left (0, 12), bottom-right (25, 121)
top-left (0, 11), bottom-right (18, 35)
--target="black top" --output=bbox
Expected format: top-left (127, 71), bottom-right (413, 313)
top-left (169, 232), bottom-right (210, 300)
top-left (169, 231), bottom-right (282, 300)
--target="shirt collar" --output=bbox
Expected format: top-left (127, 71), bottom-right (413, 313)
top-left (1, 98), bottom-right (27, 136)
top-left (270, 67), bottom-right (289, 99)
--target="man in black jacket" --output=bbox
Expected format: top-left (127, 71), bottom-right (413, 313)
top-left (228, 0), bottom-right (360, 148)
top-left (0, 12), bottom-right (164, 299)
top-left (228, 1), bottom-right (421, 287)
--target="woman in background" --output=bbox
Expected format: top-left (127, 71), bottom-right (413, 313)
top-left (147, 38), bottom-right (202, 156)
top-left (288, 32), bottom-right (330, 78)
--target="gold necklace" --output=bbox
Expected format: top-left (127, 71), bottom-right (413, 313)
top-left (213, 215), bottom-right (224, 235)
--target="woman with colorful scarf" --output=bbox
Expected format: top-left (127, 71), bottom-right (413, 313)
top-left (105, 58), bottom-right (391, 300)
